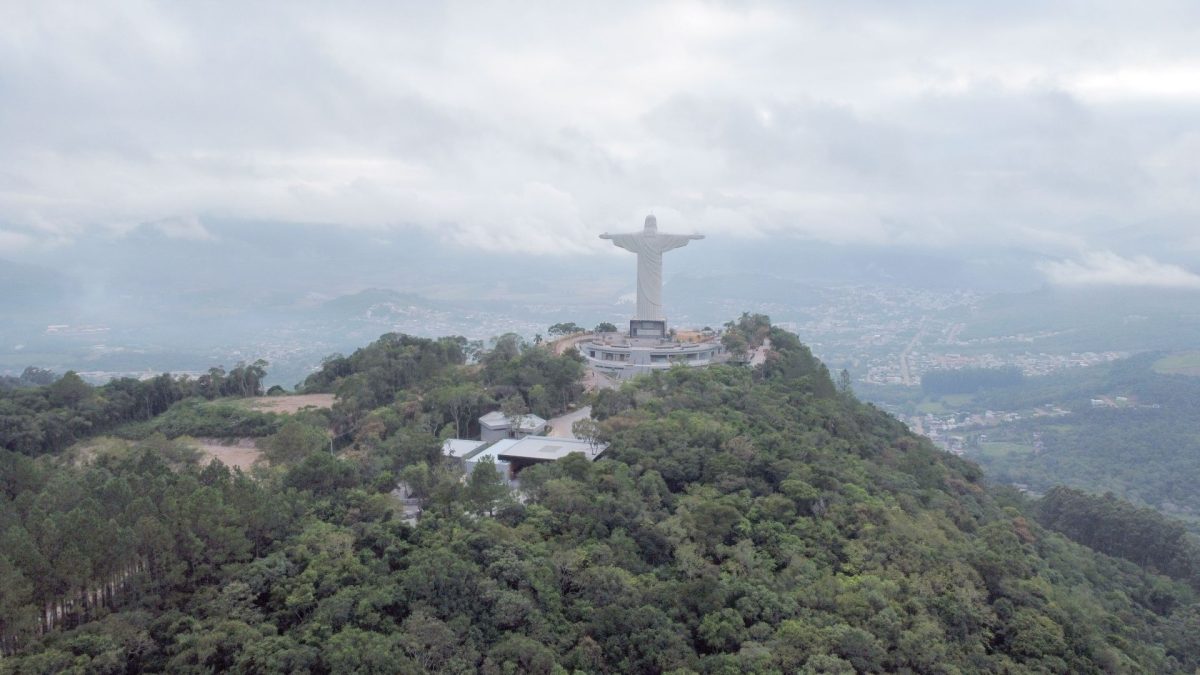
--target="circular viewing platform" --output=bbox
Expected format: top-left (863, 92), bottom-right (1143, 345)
top-left (582, 334), bottom-right (726, 380)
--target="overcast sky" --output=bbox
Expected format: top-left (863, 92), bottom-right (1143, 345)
top-left (3, 1), bottom-right (1200, 288)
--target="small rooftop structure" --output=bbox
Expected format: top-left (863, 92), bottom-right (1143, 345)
top-left (464, 438), bottom-right (519, 463)
top-left (456, 439), bottom-right (517, 485)
top-left (442, 439), bottom-right (485, 458)
top-left (479, 411), bottom-right (549, 442)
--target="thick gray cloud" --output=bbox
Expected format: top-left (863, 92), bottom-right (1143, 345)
top-left (2, 1), bottom-right (1200, 284)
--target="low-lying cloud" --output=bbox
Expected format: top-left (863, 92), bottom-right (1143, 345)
top-left (1039, 251), bottom-right (1200, 289)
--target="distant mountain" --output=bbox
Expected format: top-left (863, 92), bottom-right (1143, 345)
top-left (317, 288), bottom-right (444, 319)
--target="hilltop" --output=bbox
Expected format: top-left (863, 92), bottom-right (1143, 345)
top-left (0, 322), bottom-right (1198, 672)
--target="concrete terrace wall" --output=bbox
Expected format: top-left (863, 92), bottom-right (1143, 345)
top-left (583, 339), bottom-right (724, 379)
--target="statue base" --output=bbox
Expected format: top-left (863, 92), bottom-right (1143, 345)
top-left (581, 321), bottom-right (726, 380)
top-left (628, 319), bottom-right (667, 338)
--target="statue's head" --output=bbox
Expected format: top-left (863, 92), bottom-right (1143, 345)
top-left (644, 214), bottom-right (658, 233)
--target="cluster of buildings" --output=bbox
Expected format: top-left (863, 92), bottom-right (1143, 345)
top-left (778, 285), bottom-right (1132, 392)
top-left (432, 215), bottom-right (726, 483)
top-left (865, 350), bottom-right (1128, 386)
top-left (436, 215), bottom-right (728, 477)
top-left (899, 404), bottom-right (1069, 455)
top-left (442, 410), bottom-right (606, 484)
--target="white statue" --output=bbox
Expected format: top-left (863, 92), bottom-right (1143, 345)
top-left (601, 215), bottom-right (704, 321)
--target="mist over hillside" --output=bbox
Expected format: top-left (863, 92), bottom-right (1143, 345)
top-left (4, 219), bottom-right (1200, 387)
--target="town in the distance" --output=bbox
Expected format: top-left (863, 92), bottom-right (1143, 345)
top-left (8, 219), bottom-right (1196, 508)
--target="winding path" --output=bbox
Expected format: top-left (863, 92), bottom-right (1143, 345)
top-left (547, 405), bottom-right (592, 439)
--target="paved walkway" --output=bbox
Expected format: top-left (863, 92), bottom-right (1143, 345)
top-left (550, 332), bottom-right (594, 355)
top-left (547, 405), bottom-right (592, 438)
top-left (390, 483), bottom-right (422, 523)
top-left (749, 338), bottom-right (772, 366)
top-left (584, 367), bottom-right (617, 392)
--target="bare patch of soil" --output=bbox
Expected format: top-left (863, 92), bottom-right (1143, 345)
top-left (190, 437), bottom-right (264, 471)
top-left (245, 393), bottom-right (335, 414)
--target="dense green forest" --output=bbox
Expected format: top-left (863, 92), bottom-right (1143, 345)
top-left (1037, 486), bottom-right (1200, 589)
top-left (0, 361), bottom-right (270, 456)
top-left (961, 354), bottom-right (1200, 530)
top-left (299, 332), bottom-right (584, 444)
top-left (3, 324), bottom-right (1200, 672)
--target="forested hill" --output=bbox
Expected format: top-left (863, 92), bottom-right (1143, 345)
top-left (2, 326), bottom-right (1199, 672)
top-left (961, 353), bottom-right (1200, 532)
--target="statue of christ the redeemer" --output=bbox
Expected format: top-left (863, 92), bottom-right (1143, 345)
top-left (601, 215), bottom-right (704, 321)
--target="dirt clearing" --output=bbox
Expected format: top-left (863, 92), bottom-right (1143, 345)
top-left (190, 437), bottom-right (264, 471)
top-left (244, 393), bottom-right (335, 414)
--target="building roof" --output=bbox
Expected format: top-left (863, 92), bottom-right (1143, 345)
top-left (442, 439), bottom-right (486, 458)
top-left (478, 411), bottom-right (547, 431)
top-left (495, 436), bottom-right (607, 462)
top-left (478, 411), bottom-right (508, 428)
top-left (464, 438), bottom-right (520, 463)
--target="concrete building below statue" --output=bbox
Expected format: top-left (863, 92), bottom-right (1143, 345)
top-left (478, 411), bottom-right (549, 442)
top-left (443, 435), bottom-right (607, 483)
top-left (582, 332), bottom-right (725, 380)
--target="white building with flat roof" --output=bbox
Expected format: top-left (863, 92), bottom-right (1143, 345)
top-left (479, 411), bottom-right (549, 442)
top-left (442, 439), bottom-right (485, 459)
top-left (459, 438), bottom-right (517, 482)
top-left (451, 435), bottom-right (607, 480)
top-left (496, 435), bottom-right (605, 465)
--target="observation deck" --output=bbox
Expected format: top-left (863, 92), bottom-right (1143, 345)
top-left (581, 333), bottom-right (726, 380)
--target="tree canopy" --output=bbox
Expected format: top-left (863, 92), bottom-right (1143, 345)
top-left (0, 361), bottom-right (271, 457)
top-left (2, 322), bottom-right (1199, 672)
top-left (547, 322), bottom-right (584, 336)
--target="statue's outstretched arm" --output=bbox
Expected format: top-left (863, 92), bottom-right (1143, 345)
top-left (601, 233), bottom-right (639, 253)
top-left (658, 234), bottom-right (704, 251)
